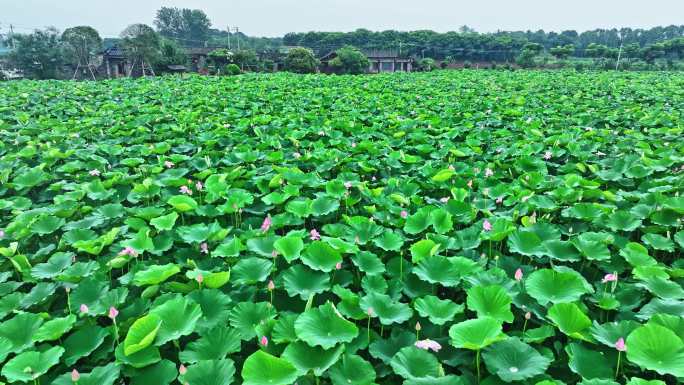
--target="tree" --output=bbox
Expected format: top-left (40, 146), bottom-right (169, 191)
top-left (120, 24), bottom-right (161, 76)
top-left (9, 28), bottom-right (64, 79)
top-left (233, 49), bottom-right (259, 70)
top-left (61, 26), bottom-right (102, 79)
top-left (329, 46), bottom-right (369, 74)
top-left (284, 47), bottom-right (319, 74)
top-left (154, 7), bottom-right (211, 46)
top-left (155, 38), bottom-right (187, 73)
top-left (550, 44), bottom-right (574, 59)
top-left (516, 42), bottom-right (543, 68)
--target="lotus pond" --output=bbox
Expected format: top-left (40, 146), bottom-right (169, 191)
top-left (0, 70), bottom-right (684, 385)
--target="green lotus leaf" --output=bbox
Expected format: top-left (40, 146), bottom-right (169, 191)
top-left (241, 350), bottom-right (298, 385)
top-left (507, 229), bottom-right (545, 257)
top-left (414, 295), bottom-right (464, 325)
top-left (51, 363), bottom-right (120, 385)
top-left (360, 292), bottom-right (413, 325)
top-left (31, 252), bottom-right (73, 279)
top-left (282, 264), bottom-right (330, 300)
top-left (282, 341), bottom-right (345, 376)
top-left (212, 237), bottom-right (244, 257)
top-left (547, 302), bottom-right (592, 341)
top-left (301, 240), bottom-right (342, 272)
top-left (150, 296), bottom-right (202, 345)
top-left (274, 235), bottom-right (304, 262)
top-left (0, 312), bottom-right (43, 353)
top-left (129, 359), bottom-right (178, 385)
top-left (180, 327), bottom-right (241, 363)
top-left (626, 323), bottom-right (684, 377)
top-left (467, 284), bottom-right (514, 323)
top-left (133, 264), bottom-right (181, 286)
top-left (389, 346), bottom-right (441, 379)
top-left (410, 239), bottom-right (440, 263)
top-left (404, 207), bottom-right (433, 235)
top-left (542, 240), bottom-right (582, 262)
top-left (30, 215), bottom-right (65, 235)
top-left (1, 346), bottom-right (64, 382)
top-left (526, 268), bottom-right (593, 305)
top-left (63, 324), bottom-right (108, 366)
top-left (590, 320), bottom-right (641, 348)
top-left (565, 342), bottom-right (613, 379)
top-left (449, 317), bottom-right (507, 350)
top-left (351, 251), bottom-right (385, 275)
top-left (641, 233), bottom-right (674, 252)
top-left (167, 195), bottom-right (198, 212)
top-left (177, 223), bottom-right (212, 243)
top-left (606, 210), bottom-right (642, 231)
top-left (228, 302), bottom-right (275, 340)
top-left (369, 330), bottom-right (414, 363)
top-left (33, 314), bottom-right (76, 342)
top-left (432, 168), bottom-right (455, 182)
top-left (232, 257), bottom-right (272, 285)
top-left (294, 302), bottom-right (359, 349)
top-left (430, 207), bottom-right (453, 234)
top-left (124, 314), bottom-right (162, 356)
top-left (328, 354), bottom-right (376, 385)
top-left (184, 359), bottom-right (236, 385)
top-left (483, 338), bottom-right (551, 382)
top-left (311, 195), bottom-right (339, 216)
top-left (115, 344), bottom-right (161, 369)
top-left (403, 375), bottom-right (465, 385)
top-left (413, 255), bottom-right (461, 287)
top-left (150, 212), bottom-right (178, 231)
top-left (373, 231), bottom-right (404, 251)
top-left (626, 378), bottom-right (666, 385)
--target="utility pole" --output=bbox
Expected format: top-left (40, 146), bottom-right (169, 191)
top-left (232, 27), bottom-right (240, 51)
top-left (226, 25), bottom-right (231, 49)
top-left (615, 35), bottom-right (624, 71)
top-left (9, 24), bottom-right (16, 49)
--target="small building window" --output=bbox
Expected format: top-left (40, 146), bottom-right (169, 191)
top-left (381, 62), bottom-right (393, 72)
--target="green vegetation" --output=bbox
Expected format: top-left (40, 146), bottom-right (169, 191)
top-left (0, 70), bottom-right (683, 385)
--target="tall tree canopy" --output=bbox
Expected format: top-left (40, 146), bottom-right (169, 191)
top-left (154, 7), bottom-right (211, 46)
top-left (9, 28), bottom-right (64, 79)
top-left (121, 24), bottom-right (161, 74)
top-left (61, 26), bottom-right (102, 66)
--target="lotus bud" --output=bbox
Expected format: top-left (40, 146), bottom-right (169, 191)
top-left (525, 312), bottom-right (531, 320)
top-left (179, 364), bottom-right (187, 375)
top-left (196, 273), bottom-right (204, 285)
top-left (108, 306), bottom-right (119, 320)
top-left (415, 322), bottom-right (421, 331)
top-left (71, 369), bottom-right (80, 382)
top-left (260, 336), bottom-right (268, 347)
top-left (267, 280), bottom-right (275, 291)
top-left (79, 304), bottom-right (89, 314)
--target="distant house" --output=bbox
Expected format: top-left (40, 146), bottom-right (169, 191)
top-left (101, 45), bottom-right (228, 78)
top-left (319, 49), bottom-right (413, 73)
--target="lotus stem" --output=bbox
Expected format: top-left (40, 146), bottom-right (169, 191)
top-left (367, 316), bottom-right (371, 344)
top-left (476, 349), bottom-right (481, 383)
top-left (615, 351), bottom-right (621, 379)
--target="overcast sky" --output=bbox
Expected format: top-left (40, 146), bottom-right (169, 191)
top-left (3, 0), bottom-right (684, 38)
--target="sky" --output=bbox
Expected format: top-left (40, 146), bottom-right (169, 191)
top-left (3, 0), bottom-right (684, 38)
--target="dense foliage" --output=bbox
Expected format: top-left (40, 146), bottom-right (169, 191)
top-left (0, 70), bottom-right (684, 385)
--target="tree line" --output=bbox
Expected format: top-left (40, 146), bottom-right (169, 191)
top-left (2, 6), bottom-right (684, 79)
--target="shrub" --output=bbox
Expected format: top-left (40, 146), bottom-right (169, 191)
top-left (418, 58), bottom-right (437, 71)
top-left (224, 64), bottom-right (241, 75)
top-left (329, 46), bottom-right (369, 74)
top-left (284, 47), bottom-right (319, 74)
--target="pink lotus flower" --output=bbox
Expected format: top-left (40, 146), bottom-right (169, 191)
top-left (179, 364), bottom-right (187, 375)
top-left (467, 180), bottom-right (473, 188)
top-left (196, 273), bottom-right (204, 285)
top-left (180, 186), bottom-right (192, 195)
top-left (164, 161), bottom-right (174, 168)
top-left (260, 336), bottom-right (268, 347)
top-left (71, 369), bottom-right (80, 382)
top-left (271, 250), bottom-right (278, 258)
top-left (525, 312), bottom-right (531, 320)
top-left (448, 164), bottom-right (455, 171)
top-left (602, 273), bottom-right (618, 283)
top-left (200, 243), bottom-right (209, 254)
top-left (195, 181), bottom-right (203, 191)
top-left (108, 307), bottom-right (119, 320)
top-left (310, 229), bottom-right (321, 240)
top-left (415, 339), bottom-right (442, 352)
top-left (483, 219), bottom-right (492, 231)
top-left (335, 262), bottom-right (342, 270)
top-left (318, 130), bottom-right (325, 136)
top-left (543, 151), bottom-right (552, 160)
top-left (89, 169), bottom-right (100, 176)
top-left (351, 142), bottom-right (357, 148)
top-left (514, 268), bottom-right (524, 281)
top-left (367, 307), bottom-right (375, 317)
top-left (261, 215), bottom-right (272, 232)
top-left (615, 337), bottom-right (626, 352)
top-left (496, 196), bottom-right (503, 204)
top-left (293, 152), bottom-right (301, 159)
top-left (0, 229), bottom-right (4, 239)
top-left (79, 304), bottom-right (89, 313)
top-left (119, 247), bottom-right (138, 257)
top-left (485, 168), bottom-right (494, 177)
top-left (267, 280), bottom-right (275, 291)
top-left (400, 210), bottom-right (408, 219)
top-left (344, 181), bottom-right (353, 189)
